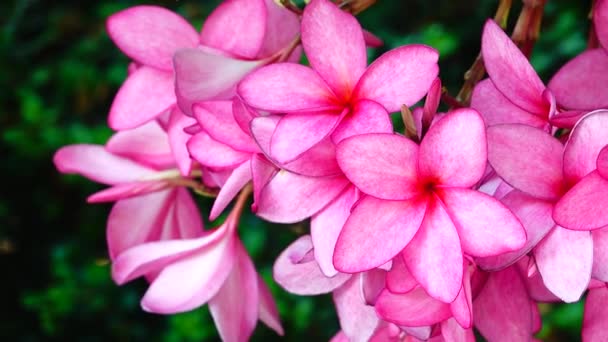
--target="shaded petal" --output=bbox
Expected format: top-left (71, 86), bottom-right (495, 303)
top-left (194, 101), bottom-right (257, 153)
top-left (375, 287), bottom-right (451, 327)
top-left (592, 228), bottom-right (608, 282)
top-left (301, 0), bottom-right (366, 100)
top-left (487, 124), bottom-right (565, 200)
top-left (210, 161), bottom-right (252, 220)
top-left (441, 318), bottom-right (475, 342)
top-left (563, 110), bottom-right (608, 183)
top-left (596, 0), bottom-right (608, 50)
top-left (450, 266), bottom-right (473, 329)
top-left (87, 181), bottom-right (169, 203)
top-left (106, 6), bottom-right (198, 70)
top-left (167, 108), bottom-right (196, 176)
top-left (535, 227), bottom-right (592, 302)
top-left (419, 108), bottom-right (486, 187)
top-left (250, 154), bottom-right (278, 212)
top-left (257, 274), bottom-right (284, 336)
top-left (232, 97), bottom-right (258, 136)
top-left (554, 171), bottom-right (608, 230)
top-left (283, 138), bottom-right (342, 177)
top-left (386, 254), bottom-right (418, 294)
top-left (597, 146), bottom-right (608, 179)
top-left (333, 275), bottom-right (379, 342)
top-left (334, 196), bottom-right (427, 273)
top-left (106, 121), bottom-right (173, 169)
top-left (361, 269), bottom-right (387, 305)
top-left (336, 133), bottom-right (420, 200)
top-left (187, 131), bottom-right (251, 169)
top-left (331, 99), bottom-right (393, 143)
top-left (583, 286), bottom-right (608, 342)
top-left (257, 0), bottom-right (300, 58)
top-left (549, 110), bottom-right (588, 129)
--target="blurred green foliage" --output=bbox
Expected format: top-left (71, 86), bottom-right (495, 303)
top-left (0, 0), bottom-right (593, 340)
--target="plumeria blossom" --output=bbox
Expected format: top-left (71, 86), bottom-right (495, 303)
top-left (239, 0), bottom-right (439, 163)
top-left (334, 108), bottom-right (526, 302)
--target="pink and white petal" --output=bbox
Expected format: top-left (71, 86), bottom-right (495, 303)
top-left (353, 45), bottom-right (439, 112)
top-left (534, 227), bottom-right (593, 302)
top-left (257, 0), bottom-right (300, 58)
top-left (270, 111), bottom-right (343, 163)
top-left (487, 124), bottom-right (565, 200)
top-left (549, 110), bottom-right (588, 129)
top-left (482, 20), bottom-right (547, 115)
top-left (283, 137), bottom-right (342, 177)
top-left (273, 235), bottom-right (350, 295)
top-left (334, 196), bottom-right (427, 273)
top-left (386, 255), bottom-right (418, 294)
top-left (361, 269), bottom-right (386, 306)
top-left (563, 110), bottom-right (608, 182)
top-left (256, 171), bottom-right (350, 223)
top-left (232, 97), bottom-right (259, 136)
top-left (592, 228), bottom-right (608, 282)
top-left (54, 144), bottom-right (158, 185)
top-left (87, 180), bottom-right (169, 203)
top-left (419, 108), bottom-right (487, 188)
top-left (238, 63), bottom-right (338, 113)
top-left (194, 101), bottom-right (257, 153)
top-left (331, 99), bottom-right (393, 143)
top-left (441, 318), bottom-right (475, 342)
top-left (554, 172), bottom-right (608, 230)
top-left (438, 188), bottom-right (526, 257)
top-left (301, 0), bottom-right (366, 100)
top-left (597, 146), bottom-right (608, 179)
top-left (210, 161), bottom-right (252, 220)
top-left (168, 108), bottom-right (197, 176)
top-left (548, 49), bottom-right (608, 110)
top-left (250, 115), bottom-right (281, 156)
top-left (208, 241), bottom-right (259, 342)
top-left (108, 67), bottom-right (175, 130)
top-left (336, 133), bottom-right (420, 200)
top-left (333, 275), bottom-right (379, 342)
top-left (583, 286), bottom-right (608, 342)
top-left (174, 49), bottom-right (263, 115)
top-left (172, 187), bottom-right (204, 239)
top-left (450, 266), bottom-right (473, 329)
top-left (106, 6), bottom-right (199, 70)
top-left (470, 79), bottom-right (548, 129)
top-left (200, 0), bottom-right (266, 59)
top-left (187, 131), bottom-right (251, 170)
top-left (331, 331), bottom-right (349, 342)
top-left (402, 197), bottom-right (463, 303)
top-left (106, 121), bottom-right (173, 169)
top-left (311, 186), bottom-right (358, 277)
top-left (403, 326), bottom-right (432, 341)
top-left (375, 287), bottom-right (451, 327)
top-left (257, 275), bottom-right (284, 336)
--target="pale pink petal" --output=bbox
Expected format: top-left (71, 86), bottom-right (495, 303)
top-left (200, 0), bottom-right (266, 59)
top-left (171, 188), bottom-right (204, 239)
top-left (249, 115), bottom-right (281, 154)
top-left (386, 255), bottom-right (418, 294)
top-left (257, 275), bottom-right (284, 336)
top-left (174, 48), bottom-right (263, 115)
top-left (167, 108), bottom-right (196, 176)
top-left (210, 161), bottom-right (252, 220)
top-left (106, 121), bottom-right (173, 169)
top-left (549, 110), bottom-right (588, 129)
top-left (108, 67), bottom-right (175, 130)
top-left (273, 235), bottom-right (350, 295)
top-left (563, 110), bottom-right (608, 183)
top-left (482, 20), bottom-right (547, 115)
top-left (470, 79), bottom-right (548, 128)
top-left (301, 0), bottom-right (366, 100)
top-left (336, 133), bottom-right (420, 200)
top-left (208, 241), bottom-right (259, 342)
top-left (194, 101), bottom-right (258, 153)
top-left (592, 228), bottom-right (608, 282)
top-left (311, 186), bottom-right (358, 277)
top-left (554, 171), bottom-right (608, 230)
top-left (54, 144), bottom-right (157, 185)
top-left (333, 275), bottom-right (379, 342)
top-left (232, 97), bottom-right (258, 136)
top-left (583, 286), bottom-right (608, 342)
top-left (597, 146), bottom-right (608, 179)
top-left (331, 99), bottom-right (393, 143)
top-left (441, 318), bottom-right (475, 342)
top-left (334, 196), bottom-right (427, 273)
top-left (419, 108), bottom-right (486, 188)
top-left (362, 269), bottom-right (387, 305)
top-left (487, 124), bottom-right (565, 200)
top-left (534, 227), bottom-right (593, 302)
top-left (439, 188), bottom-right (526, 257)
top-left (256, 172), bottom-right (350, 223)
top-left (187, 131), bottom-right (251, 170)
top-left (402, 197), bottom-right (463, 303)
top-left (375, 287), bottom-right (451, 327)
top-left (87, 181), bottom-right (169, 203)
top-left (238, 63), bottom-right (338, 112)
top-left (106, 5), bottom-right (198, 70)
top-left (257, 0), bottom-right (300, 58)
top-left (250, 154), bottom-right (278, 212)
top-left (331, 331), bottom-right (349, 342)
top-left (353, 45), bottom-right (439, 112)
top-left (403, 326), bottom-right (432, 341)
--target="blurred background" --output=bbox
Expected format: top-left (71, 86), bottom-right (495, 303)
top-left (1, 0), bottom-right (593, 340)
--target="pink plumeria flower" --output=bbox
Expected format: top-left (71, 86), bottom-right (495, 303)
top-left (53, 121), bottom-right (203, 258)
top-left (239, 0), bottom-right (438, 164)
top-left (333, 108), bottom-right (526, 303)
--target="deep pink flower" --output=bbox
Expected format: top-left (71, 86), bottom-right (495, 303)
top-left (583, 283), bottom-right (608, 342)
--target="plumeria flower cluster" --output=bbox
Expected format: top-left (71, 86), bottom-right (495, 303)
top-left (54, 0), bottom-right (608, 340)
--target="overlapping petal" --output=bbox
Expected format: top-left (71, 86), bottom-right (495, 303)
top-left (553, 172), bottom-right (608, 230)
top-left (583, 286), bottom-right (608, 342)
top-left (375, 287), bottom-right (451, 327)
top-left (563, 110), bottom-right (608, 183)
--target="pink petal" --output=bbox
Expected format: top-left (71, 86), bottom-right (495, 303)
top-left (53, 144), bottom-right (157, 184)
top-left (194, 101), bottom-right (258, 153)
top-left (108, 67), bottom-right (175, 130)
top-left (362, 269), bottom-right (387, 305)
top-left (563, 109), bottom-right (608, 183)
top-left (238, 63), bottom-right (339, 113)
top-left (402, 197), bottom-right (463, 303)
top-left (353, 45), bottom-right (439, 112)
top-left (470, 79), bottom-right (548, 129)
top-left (210, 161), bottom-right (252, 220)
top-left (592, 228), bottom-right (608, 282)
top-left (311, 186), bottom-right (358, 277)
top-left (482, 20), bottom-right (547, 115)
top-left (554, 171), bottom-right (608, 230)
top-left (548, 49), bottom-right (608, 110)
top-left (334, 196), bottom-right (427, 273)
top-left (257, 274), bottom-right (284, 336)
top-left (174, 48), bottom-right (263, 115)
top-left (87, 180), bottom-right (169, 203)
top-left (256, 172), bottom-right (350, 223)
top-left (583, 286), bottom-right (608, 342)
top-left (441, 318), bottom-right (475, 342)
top-left (232, 97), bottom-right (258, 136)
top-left (167, 108), bottom-right (196, 176)
top-left (336, 133), bottom-right (420, 200)
top-left (439, 188), bottom-right (526, 257)
top-left (200, 0), bottom-right (266, 59)
top-left (363, 29), bottom-right (383, 48)
top-left (422, 78), bottom-right (441, 129)
top-left (106, 6), bottom-right (198, 71)
top-left (487, 124), bottom-right (565, 200)
top-left (333, 275), bottom-right (379, 342)
top-left (257, 0), bottom-right (300, 58)
top-left (549, 110), bottom-right (588, 129)
top-left (187, 131), bottom-right (251, 170)
top-left (534, 227), bottom-right (593, 302)
top-left (596, 0), bottom-right (608, 50)
top-left (375, 287), bottom-right (451, 327)
top-left (282, 138), bottom-right (342, 177)
top-left (419, 108), bottom-right (487, 188)
top-left (386, 255), bottom-right (418, 294)
top-left (301, 0), bottom-right (366, 100)
top-left (273, 235), bottom-right (350, 295)
top-left (331, 99), bottom-right (393, 143)
top-left (450, 266), bottom-right (473, 329)
top-left (597, 146), bottom-right (608, 179)
top-left (208, 241), bottom-right (259, 342)
top-left (250, 154), bottom-right (278, 211)
top-left (106, 121), bottom-right (173, 169)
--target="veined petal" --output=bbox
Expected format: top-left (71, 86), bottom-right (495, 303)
top-left (257, 0), bottom-right (300, 58)
top-left (250, 154), bottom-right (278, 212)
top-left (187, 131), bottom-right (251, 170)
top-left (386, 255), bottom-right (418, 294)
top-left (167, 108), bottom-right (196, 176)
top-left (194, 101), bottom-right (257, 153)
top-left (554, 171), bottom-right (608, 230)
top-left (450, 266), bottom-right (473, 329)
top-left (210, 161), bottom-right (252, 221)
top-left (336, 133), bottom-right (420, 200)
top-left (563, 110), bottom-right (608, 183)
top-left (592, 228), bottom-right (608, 282)
top-left (106, 6), bottom-right (198, 71)
top-left (331, 99), bottom-right (393, 143)
top-left (106, 121), bottom-right (173, 169)
top-left (283, 138), bottom-right (342, 177)
top-left (301, 0), bottom-right (366, 100)
top-left (334, 196), bottom-right (427, 273)
top-left (583, 286), bottom-right (608, 342)
top-left (232, 97), bottom-right (258, 137)
top-left (353, 45), bottom-right (439, 113)
top-left (333, 275), bottom-right (379, 342)
top-left (375, 287), bottom-right (451, 327)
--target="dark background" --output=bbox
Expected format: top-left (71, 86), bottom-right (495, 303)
top-left (1, 0), bottom-right (592, 340)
